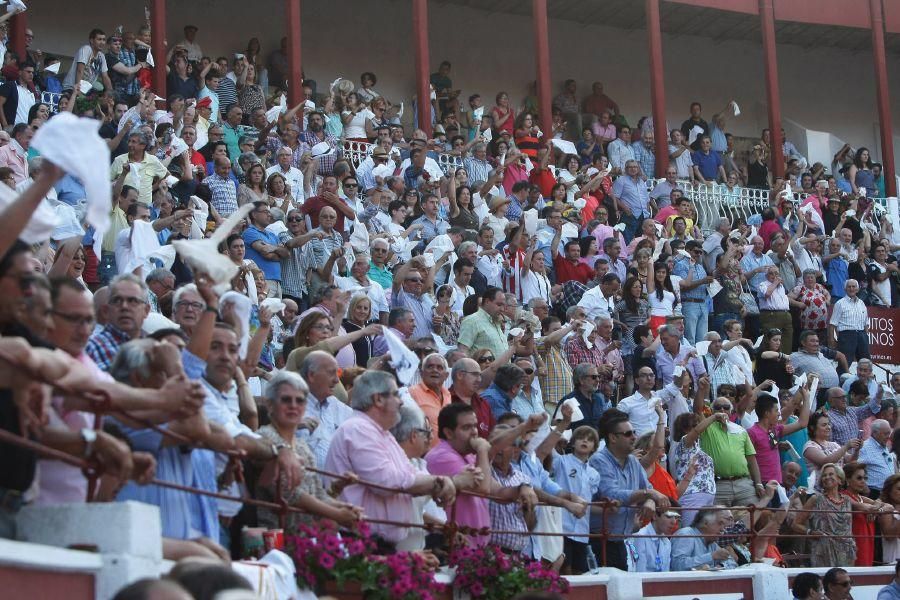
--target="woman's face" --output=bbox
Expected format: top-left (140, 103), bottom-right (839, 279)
top-left (250, 165), bottom-right (263, 184)
top-left (498, 93), bottom-right (509, 107)
top-left (889, 481), bottom-right (900, 504)
top-left (568, 157), bottom-right (579, 172)
top-left (849, 468), bottom-right (868, 493)
top-left (588, 239), bottom-right (598, 254)
top-left (68, 248), bottom-right (86, 278)
top-left (655, 267), bottom-right (667, 283)
top-left (307, 316), bottom-right (333, 344)
top-left (820, 466), bottom-right (839, 491)
top-left (523, 115), bottom-right (533, 126)
top-left (351, 299), bottom-right (371, 323)
top-left (552, 185), bottom-right (565, 200)
top-left (768, 334), bottom-right (782, 351)
top-left (458, 188), bottom-right (471, 206)
top-left (815, 416), bottom-right (832, 440)
top-left (637, 252), bottom-right (649, 266)
top-left (497, 141), bottom-right (509, 155)
top-left (271, 176), bottom-right (285, 195)
top-left (455, 168), bottom-right (468, 183)
top-left (246, 64), bottom-right (256, 84)
top-left (875, 245), bottom-right (888, 261)
top-left (861, 150), bottom-right (870, 163)
top-left (270, 383), bottom-right (306, 429)
top-left (803, 273), bottom-right (816, 287)
top-left (36, 104), bottom-right (49, 120)
top-left (228, 239), bottom-right (245, 261)
top-left (392, 205), bottom-right (408, 223)
top-left (629, 280), bottom-right (642, 297)
top-left (582, 129), bottom-right (593, 142)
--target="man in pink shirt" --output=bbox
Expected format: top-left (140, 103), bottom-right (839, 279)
top-left (426, 403), bottom-right (540, 547)
top-left (325, 370), bottom-right (456, 547)
top-left (747, 392), bottom-right (809, 485)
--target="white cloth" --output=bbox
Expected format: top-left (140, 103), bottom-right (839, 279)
top-left (219, 291), bottom-right (253, 359)
top-left (0, 180), bottom-right (57, 243)
top-left (335, 275), bottom-right (388, 320)
top-left (31, 113), bottom-right (110, 249)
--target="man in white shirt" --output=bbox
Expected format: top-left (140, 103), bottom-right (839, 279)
top-left (606, 124), bottom-right (635, 174)
top-left (828, 279), bottom-right (870, 363)
top-left (334, 253), bottom-right (389, 324)
top-left (577, 273), bottom-right (620, 320)
top-left (617, 366), bottom-right (661, 437)
top-left (298, 351), bottom-right (354, 468)
top-left (791, 232), bottom-right (825, 281)
top-left (266, 146), bottom-right (306, 202)
top-left (178, 25), bottom-right (203, 62)
top-left (448, 258), bottom-right (475, 315)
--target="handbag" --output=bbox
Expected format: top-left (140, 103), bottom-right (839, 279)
top-left (739, 282), bottom-right (760, 315)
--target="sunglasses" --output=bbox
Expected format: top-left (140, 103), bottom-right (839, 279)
top-left (287, 217), bottom-right (303, 223)
top-left (478, 356), bottom-right (495, 363)
top-left (584, 374), bottom-right (601, 379)
top-left (614, 430), bottom-right (636, 438)
top-left (713, 404), bottom-right (731, 412)
top-left (278, 395), bottom-right (306, 405)
top-left (344, 183), bottom-right (358, 188)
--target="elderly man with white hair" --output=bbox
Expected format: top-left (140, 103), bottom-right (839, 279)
top-left (828, 278), bottom-right (870, 363)
top-left (299, 350), bottom-right (353, 468)
top-left (325, 370), bottom-right (457, 552)
top-left (859, 419), bottom-right (896, 498)
top-left (409, 353), bottom-right (451, 448)
top-left (390, 400), bottom-right (447, 553)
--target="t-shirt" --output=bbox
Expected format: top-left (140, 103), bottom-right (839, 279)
top-left (747, 423), bottom-right (785, 483)
top-left (553, 254), bottom-right (593, 285)
top-left (691, 149), bottom-right (722, 181)
top-left (301, 195), bottom-right (348, 232)
top-left (63, 44), bottom-right (108, 89)
top-left (425, 440), bottom-right (490, 547)
top-left (699, 422), bottom-right (755, 478)
top-left (243, 226), bottom-right (282, 282)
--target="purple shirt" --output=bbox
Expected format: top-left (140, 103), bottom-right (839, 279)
top-left (748, 423), bottom-right (785, 483)
top-left (425, 440), bottom-right (490, 547)
top-left (324, 411), bottom-right (418, 543)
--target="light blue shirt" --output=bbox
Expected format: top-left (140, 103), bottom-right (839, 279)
top-left (672, 256), bottom-right (709, 300)
top-left (626, 522), bottom-right (671, 572)
top-left (877, 581), bottom-right (900, 600)
top-left (612, 174), bottom-right (651, 217)
top-left (553, 452), bottom-right (600, 543)
top-left (589, 447), bottom-right (651, 536)
top-left (671, 526), bottom-right (727, 571)
top-left (841, 375), bottom-right (879, 399)
top-left (859, 436), bottom-right (896, 491)
top-left (300, 392), bottom-right (355, 468)
top-left (740, 251), bottom-right (775, 292)
top-left (516, 451), bottom-right (562, 559)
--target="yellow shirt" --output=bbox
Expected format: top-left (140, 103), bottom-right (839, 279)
top-left (110, 152), bottom-right (168, 207)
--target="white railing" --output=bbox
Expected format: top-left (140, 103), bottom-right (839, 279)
top-left (343, 139), bottom-right (463, 172)
top-left (41, 91), bottom-right (62, 114)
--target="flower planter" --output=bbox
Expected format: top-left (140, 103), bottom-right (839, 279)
top-left (321, 580), bottom-right (454, 599)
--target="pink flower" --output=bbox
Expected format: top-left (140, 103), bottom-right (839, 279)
top-left (470, 582), bottom-right (485, 596)
top-left (318, 553), bottom-right (335, 569)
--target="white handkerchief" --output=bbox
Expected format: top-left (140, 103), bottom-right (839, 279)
top-left (220, 291), bottom-right (252, 358)
top-left (78, 80), bottom-right (93, 95)
top-left (731, 100), bottom-right (741, 116)
top-left (676, 249), bottom-right (691, 259)
top-left (126, 219), bottom-right (176, 273)
top-left (672, 365), bottom-right (685, 378)
top-left (165, 174), bottom-right (179, 187)
top-left (421, 253), bottom-right (435, 268)
top-left (349, 219), bottom-right (369, 254)
top-left (168, 136), bottom-right (188, 157)
top-left (265, 221), bottom-right (288, 235)
top-left (523, 209), bottom-right (538, 236)
top-left (304, 99), bottom-right (316, 111)
top-left (508, 327), bottom-right (524, 338)
top-left (708, 279), bottom-right (723, 297)
top-left (260, 297), bottom-right (287, 315)
top-left (581, 322), bottom-right (595, 349)
top-left (652, 237), bottom-right (667, 262)
top-left (754, 335), bottom-right (764, 349)
top-left (573, 198), bottom-right (587, 210)
top-left (562, 398), bottom-right (585, 424)
top-left (371, 164), bottom-right (392, 179)
top-left (807, 375), bottom-right (819, 410)
top-left (0, 183), bottom-right (57, 243)
top-left (142, 312), bottom-right (180, 335)
top-left (726, 421), bottom-right (745, 435)
top-left (550, 139), bottom-right (578, 156)
top-left (688, 125), bottom-right (704, 146)
top-left (859, 187), bottom-right (867, 198)
top-left (561, 222), bottom-right (579, 239)
top-left (146, 51), bottom-right (154, 67)
top-left (153, 95), bottom-right (165, 102)
top-left (473, 106), bottom-right (484, 121)
top-left (695, 341), bottom-right (711, 356)
top-left (612, 222), bottom-right (626, 233)
top-left (31, 113), bottom-right (111, 246)
top-left (383, 327), bottom-right (420, 385)
top-left (329, 77), bottom-right (342, 92)
top-left (397, 102), bottom-right (404, 119)
top-left (44, 62), bottom-right (60, 74)
top-left (561, 429), bottom-right (573, 442)
top-left (6, 0), bottom-right (25, 13)
top-left (171, 204), bottom-right (254, 292)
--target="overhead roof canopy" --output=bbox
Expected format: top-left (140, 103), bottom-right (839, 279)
top-left (441, 0), bottom-right (900, 55)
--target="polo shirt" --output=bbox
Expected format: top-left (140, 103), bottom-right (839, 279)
top-left (481, 383), bottom-right (516, 420)
top-left (747, 423), bottom-right (785, 483)
top-left (243, 226), bottom-right (282, 282)
top-left (425, 440), bottom-right (490, 547)
top-left (409, 383), bottom-right (450, 448)
top-left (699, 422), bottom-right (755, 478)
top-left (553, 254), bottom-right (593, 285)
top-left (590, 447), bottom-right (651, 535)
top-left (367, 262), bottom-right (392, 290)
top-left (690, 149), bottom-right (722, 181)
top-left (302, 195), bottom-right (347, 232)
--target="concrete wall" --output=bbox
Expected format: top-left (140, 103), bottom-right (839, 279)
top-left (27, 0), bottom-right (900, 170)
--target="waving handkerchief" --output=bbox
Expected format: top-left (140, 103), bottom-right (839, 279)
top-left (0, 183), bottom-right (57, 243)
top-left (31, 113), bottom-right (111, 244)
top-left (171, 203), bottom-right (254, 292)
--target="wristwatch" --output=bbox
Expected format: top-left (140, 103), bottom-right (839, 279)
top-left (270, 441), bottom-right (288, 458)
top-left (80, 428), bottom-right (98, 458)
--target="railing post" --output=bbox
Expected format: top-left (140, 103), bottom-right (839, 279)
top-left (600, 500), bottom-right (608, 567)
top-left (747, 504), bottom-right (757, 563)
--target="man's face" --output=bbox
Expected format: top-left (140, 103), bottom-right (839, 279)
top-left (455, 266), bottom-right (473, 287)
top-left (129, 205), bottom-right (150, 227)
top-left (395, 312), bottom-right (416, 337)
top-left (319, 208), bottom-right (337, 232)
top-left (49, 287), bottom-right (96, 356)
top-left (782, 462), bottom-right (801, 489)
top-left (690, 104), bottom-right (701, 118)
top-left (422, 196), bottom-right (439, 218)
top-left (609, 420), bottom-right (636, 453)
top-left (307, 356), bottom-right (340, 397)
top-left (173, 289), bottom-right (204, 329)
top-left (421, 356), bottom-right (448, 389)
top-left (801, 334), bottom-right (820, 354)
top-left (596, 319), bottom-right (613, 340)
top-left (214, 159), bottom-right (231, 178)
top-left (827, 571), bottom-right (853, 600)
top-left (207, 327), bottom-right (239, 384)
top-left (402, 270), bottom-right (424, 296)
top-left (252, 204), bottom-right (272, 227)
top-left (565, 244), bottom-right (581, 261)
top-left (108, 281), bottom-right (149, 335)
top-left (19, 66), bottom-right (34, 85)
top-left (482, 291), bottom-right (503, 317)
top-left (840, 229), bottom-right (852, 244)
top-left (828, 391), bottom-right (847, 411)
top-left (447, 412), bottom-right (479, 454)
top-left (90, 34), bottom-right (107, 51)
top-left (845, 280), bottom-right (859, 298)
top-left (607, 242), bottom-right (621, 260)
top-left (660, 330), bottom-right (680, 354)
top-left (700, 137), bottom-right (711, 152)
top-left (857, 362), bottom-right (872, 380)
top-left (619, 128), bottom-right (631, 142)
top-left (308, 114), bottom-right (324, 132)
top-left (227, 107), bottom-right (242, 126)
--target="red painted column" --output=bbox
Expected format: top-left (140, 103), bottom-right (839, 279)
top-left (285, 0), bottom-right (303, 107)
top-left (870, 0), bottom-right (896, 196)
top-left (149, 0), bottom-right (166, 95)
top-left (646, 0), bottom-right (669, 177)
top-left (9, 11), bottom-right (26, 62)
top-left (759, 0), bottom-right (784, 178)
top-left (532, 0), bottom-right (552, 137)
top-left (413, 0), bottom-right (431, 136)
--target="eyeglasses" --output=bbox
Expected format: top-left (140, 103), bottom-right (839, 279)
top-left (287, 217), bottom-right (303, 223)
top-left (312, 324), bottom-right (333, 332)
top-left (320, 214), bottom-right (337, 220)
top-left (110, 295), bottom-right (146, 307)
top-left (415, 427), bottom-right (433, 438)
top-left (52, 311), bottom-right (95, 327)
top-left (477, 356), bottom-right (495, 363)
top-left (713, 404), bottom-right (732, 412)
top-left (835, 580), bottom-right (853, 587)
top-left (613, 429), bottom-right (636, 438)
top-left (278, 395), bottom-right (307, 406)
top-left (638, 372), bottom-right (655, 378)
top-left (415, 348), bottom-right (437, 356)
top-left (459, 370), bottom-right (481, 376)
top-left (405, 278), bottom-right (423, 283)
top-left (584, 374), bottom-right (601, 379)
top-left (176, 300), bottom-right (204, 311)
top-left (344, 183), bottom-right (358, 188)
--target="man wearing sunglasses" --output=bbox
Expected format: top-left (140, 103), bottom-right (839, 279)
top-left (700, 396), bottom-right (767, 505)
top-left (592, 408), bottom-right (670, 569)
top-left (823, 567), bottom-right (853, 600)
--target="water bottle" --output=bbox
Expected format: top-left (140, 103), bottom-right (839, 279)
top-left (586, 546), bottom-right (600, 574)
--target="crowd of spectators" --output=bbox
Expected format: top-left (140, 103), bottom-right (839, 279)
top-left (1, 13), bottom-right (900, 598)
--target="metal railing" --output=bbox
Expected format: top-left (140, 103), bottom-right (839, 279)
top-left (41, 91), bottom-right (62, 114)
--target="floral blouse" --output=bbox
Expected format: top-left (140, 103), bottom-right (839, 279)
top-left (792, 283), bottom-right (829, 330)
top-left (671, 440), bottom-right (716, 496)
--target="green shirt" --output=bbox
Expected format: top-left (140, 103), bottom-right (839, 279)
top-left (458, 309), bottom-right (506, 358)
top-left (367, 263), bottom-right (392, 290)
top-left (222, 122), bottom-right (245, 161)
top-left (699, 423), bottom-right (755, 478)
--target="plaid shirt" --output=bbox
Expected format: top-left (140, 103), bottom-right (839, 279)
top-left (489, 464), bottom-right (531, 552)
top-left (300, 228), bottom-right (352, 299)
top-left (537, 339), bottom-right (572, 411)
top-left (116, 47), bottom-right (140, 98)
top-left (85, 324), bottom-right (132, 372)
top-left (299, 130), bottom-right (341, 175)
top-left (827, 394), bottom-right (881, 447)
top-left (564, 335), bottom-right (608, 372)
top-left (279, 230), bottom-right (307, 298)
top-left (631, 141), bottom-right (656, 179)
top-left (264, 136), bottom-right (309, 169)
top-left (206, 172), bottom-right (238, 217)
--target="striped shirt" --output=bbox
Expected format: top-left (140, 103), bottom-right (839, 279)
top-left (829, 295), bottom-right (868, 331)
top-left (216, 77), bottom-right (238, 113)
top-left (489, 464), bottom-right (531, 552)
top-left (672, 257), bottom-right (708, 300)
top-left (278, 230), bottom-right (307, 299)
top-left (858, 436), bottom-right (896, 491)
top-left (300, 229), bottom-right (352, 301)
top-left (463, 156), bottom-right (491, 184)
top-left (300, 130), bottom-right (341, 176)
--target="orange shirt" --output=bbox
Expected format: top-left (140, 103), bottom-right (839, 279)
top-left (648, 463), bottom-right (679, 501)
top-left (409, 383), bottom-right (451, 448)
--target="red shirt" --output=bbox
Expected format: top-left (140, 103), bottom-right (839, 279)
top-left (758, 219), bottom-right (782, 251)
top-left (189, 149), bottom-right (206, 173)
top-left (553, 254), bottom-right (593, 284)
top-left (528, 167), bottom-right (557, 199)
top-left (450, 389), bottom-right (495, 438)
top-left (301, 195), bottom-right (347, 231)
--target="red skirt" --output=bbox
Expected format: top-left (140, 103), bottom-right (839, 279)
top-left (82, 245), bottom-right (99, 285)
top-left (649, 315), bottom-right (667, 337)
